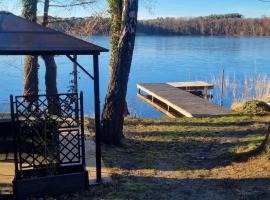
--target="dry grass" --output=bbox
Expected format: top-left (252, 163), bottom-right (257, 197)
top-left (29, 115), bottom-right (270, 200)
top-left (64, 115), bottom-right (270, 200)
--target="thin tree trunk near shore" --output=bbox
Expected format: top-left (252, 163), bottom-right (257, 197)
top-left (23, 56), bottom-right (39, 97)
top-left (22, 0), bottom-right (39, 100)
top-left (42, 55), bottom-right (60, 114)
top-left (42, 0), bottom-right (97, 114)
top-left (101, 0), bottom-right (138, 145)
top-left (41, 56), bottom-right (58, 98)
top-left (42, 0), bottom-right (60, 114)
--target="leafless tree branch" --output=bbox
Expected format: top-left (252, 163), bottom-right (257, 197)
top-left (49, 1), bottom-right (97, 8)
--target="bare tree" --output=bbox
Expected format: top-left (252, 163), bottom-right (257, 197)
top-left (40, 0), bottom-right (60, 114)
top-left (39, 0), bottom-right (97, 114)
top-left (22, 0), bottom-right (39, 101)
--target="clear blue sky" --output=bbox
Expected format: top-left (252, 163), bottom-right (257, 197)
top-left (139, 0), bottom-right (270, 19)
top-left (1, 0), bottom-right (270, 19)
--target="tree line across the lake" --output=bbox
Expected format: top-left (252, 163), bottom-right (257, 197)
top-left (46, 13), bottom-right (270, 36)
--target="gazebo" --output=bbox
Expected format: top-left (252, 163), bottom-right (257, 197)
top-left (0, 11), bottom-right (108, 198)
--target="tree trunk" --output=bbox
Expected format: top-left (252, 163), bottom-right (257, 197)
top-left (42, 0), bottom-right (49, 26)
top-left (22, 0), bottom-right (39, 101)
top-left (101, 0), bottom-right (138, 145)
top-left (236, 124), bottom-right (270, 161)
top-left (123, 101), bottom-right (130, 117)
top-left (23, 56), bottom-right (39, 96)
top-left (42, 0), bottom-right (60, 115)
top-left (251, 125), bottom-right (270, 157)
top-left (42, 55), bottom-right (60, 115)
top-left (259, 129), bottom-right (270, 156)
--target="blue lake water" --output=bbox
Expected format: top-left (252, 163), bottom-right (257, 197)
top-left (1, 36), bottom-right (270, 117)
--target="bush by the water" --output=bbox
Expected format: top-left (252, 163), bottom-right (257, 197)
top-left (231, 100), bottom-right (270, 115)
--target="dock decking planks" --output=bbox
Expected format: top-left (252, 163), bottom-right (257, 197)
top-left (167, 81), bottom-right (214, 90)
top-left (137, 83), bottom-right (231, 118)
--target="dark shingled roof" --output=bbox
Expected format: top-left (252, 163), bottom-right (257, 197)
top-left (0, 11), bottom-right (108, 55)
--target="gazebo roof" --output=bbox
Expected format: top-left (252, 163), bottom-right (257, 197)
top-left (0, 11), bottom-right (108, 55)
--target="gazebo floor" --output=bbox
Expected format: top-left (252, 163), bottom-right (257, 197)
top-left (0, 161), bottom-right (13, 195)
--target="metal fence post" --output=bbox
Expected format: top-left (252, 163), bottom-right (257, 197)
top-left (93, 54), bottom-right (102, 183)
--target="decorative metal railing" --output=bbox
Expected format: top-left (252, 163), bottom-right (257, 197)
top-left (11, 93), bottom-right (85, 178)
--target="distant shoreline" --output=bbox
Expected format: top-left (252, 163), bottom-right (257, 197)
top-left (84, 34), bottom-right (270, 39)
top-left (46, 13), bottom-right (270, 37)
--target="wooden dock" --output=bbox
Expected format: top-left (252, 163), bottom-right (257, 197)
top-left (137, 82), bottom-right (231, 118)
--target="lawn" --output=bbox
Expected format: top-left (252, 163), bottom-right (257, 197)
top-left (45, 115), bottom-right (270, 199)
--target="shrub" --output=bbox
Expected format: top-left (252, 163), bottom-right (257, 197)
top-left (231, 100), bottom-right (270, 115)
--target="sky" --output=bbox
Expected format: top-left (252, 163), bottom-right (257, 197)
top-left (139, 0), bottom-right (270, 19)
top-left (1, 0), bottom-right (270, 19)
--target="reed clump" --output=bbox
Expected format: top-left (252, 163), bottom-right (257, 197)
top-left (212, 73), bottom-right (270, 108)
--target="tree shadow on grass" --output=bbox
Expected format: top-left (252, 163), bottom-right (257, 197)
top-left (23, 176), bottom-right (270, 199)
top-left (102, 124), bottom-right (268, 171)
top-left (88, 176), bottom-right (270, 200)
top-left (126, 128), bottom-right (267, 139)
top-left (126, 119), bottom-right (268, 128)
top-left (102, 137), bottom-right (260, 171)
top-left (98, 118), bottom-right (270, 199)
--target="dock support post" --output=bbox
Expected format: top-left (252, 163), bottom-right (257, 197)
top-left (204, 87), bottom-right (208, 99)
top-left (220, 69), bottom-right (225, 106)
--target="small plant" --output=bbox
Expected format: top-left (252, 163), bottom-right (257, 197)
top-left (232, 100), bottom-right (270, 115)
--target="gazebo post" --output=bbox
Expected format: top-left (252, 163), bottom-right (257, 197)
top-left (93, 53), bottom-right (102, 183)
top-left (9, 95), bottom-right (18, 175)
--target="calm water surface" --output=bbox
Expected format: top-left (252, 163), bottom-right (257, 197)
top-left (1, 36), bottom-right (270, 117)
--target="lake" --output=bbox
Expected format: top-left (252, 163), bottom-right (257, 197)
top-left (1, 36), bottom-right (270, 117)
